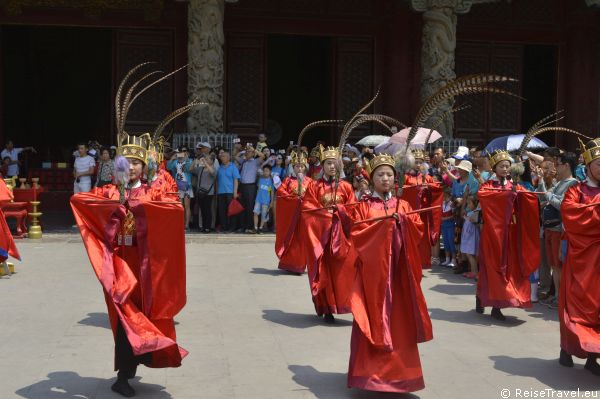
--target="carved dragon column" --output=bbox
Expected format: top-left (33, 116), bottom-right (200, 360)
top-left (410, 0), bottom-right (475, 137)
top-left (187, 0), bottom-right (225, 134)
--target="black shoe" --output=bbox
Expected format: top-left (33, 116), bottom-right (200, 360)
top-left (585, 355), bottom-right (600, 376)
top-left (475, 296), bottom-right (484, 314)
top-left (491, 307), bottom-right (505, 321)
top-left (324, 314), bottom-right (335, 324)
top-left (257, 227), bottom-right (263, 234)
top-left (559, 349), bottom-right (574, 367)
top-left (111, 378), bottom-right (135, 397)
top-left (316, 312), bottom-right (323, 318)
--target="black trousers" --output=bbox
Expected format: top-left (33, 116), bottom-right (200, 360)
top-left (239, 183), bottom-right (257, 230)
top-left (217, 193), bottom-right (234, 231)
top-left (115, 322), bottom-right (150, 377)
top-left (198, 194), bottom-right (214, 230)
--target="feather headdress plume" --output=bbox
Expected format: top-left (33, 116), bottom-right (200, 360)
top-left (516, 110), bottom-right (567, 156)
top-left (406, 74), bottom-right (520, 148)
top-left (338, 88), bottom-right (381, 152)
top-left (517, 126), bottom-right (591, 158)
top-left (153, 99), bottom-right (207, 142)
top-left (296, 119), bottom-right (345, 150)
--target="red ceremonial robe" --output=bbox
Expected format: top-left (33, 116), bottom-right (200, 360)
top-left (402, 174), bottom-right (443, 268)
top-left (345, 196), bottom-right (432, 392)
top-left (70, 183), bottom-right (187, 369)
top-left (476, 179), bottom-right (539, 308)
top-left (560, 183), bottom-right (600, 358)
top-left (149, 167), bottom-right (178, 197)
top-left (302, 177), bottom-right (356, 315)
top-left (275, 176), bottom-right (313, 273)
top-left (0, 179), bottom-right (19, 261)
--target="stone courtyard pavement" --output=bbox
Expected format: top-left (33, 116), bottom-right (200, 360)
top-left (1, 233), bottom-right (598, 399)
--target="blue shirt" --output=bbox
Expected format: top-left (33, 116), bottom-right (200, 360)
top-left (217, 163), bottom-right (240, 194)
top-left (256, 177), bottom-right (275, 205)
top-left (239, 158), bottom-right (260, 184)
top-left (451, 180), bottom-right (468, 199)
top-left (271, 166), bottom-right (285, 180)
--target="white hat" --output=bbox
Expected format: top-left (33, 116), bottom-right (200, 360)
top-left (196, 142), bottom-right (211, 149)
top-left (452, 146), bottom-right (470, 160)
top-left (455, 160), bottom-right (472, 173)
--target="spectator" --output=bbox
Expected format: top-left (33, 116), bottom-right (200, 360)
top-left (237, 146), bottom-right (265, 233)
top-left (256, 133), bottom-right (268, 153)
top-left (0, 156), bottom-right (10, 178)
top-left (167, 148), bottom-right (193, 230)
top-left (95, 147), bottom-right (114, 187)
top-left (461, 195), bottom-right (481, 279)
top-left (1, 140), bottom-right (36, 178)
top-left (216, 151), bottom-right (240, 233)
top-left (73, 143), bottom-right (96, 193)
top-left (429, 147), bottom-right (446, 183)
top-left (537, 152), bottom-right (578, 309)
top-left (271, 154), bottom-right (286, 183)
top-left (192, 145), bottom-right (217, 233)
top-left (109, 145), bottom-right (117, 160)
top-left (252, 164), bottom-right (275, 234)
top-left (440, 189), bottom-right (456, 267)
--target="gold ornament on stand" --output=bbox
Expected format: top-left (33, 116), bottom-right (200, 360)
top-left (28, 178), bottom-right (42, 239)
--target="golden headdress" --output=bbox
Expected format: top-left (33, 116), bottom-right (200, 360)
top-left (366, 153), bottom-right (396, 178)
top-left (488, 150), bottom-right (513, 169)
top-left (412, 149), bottom-right (426, 160)
top-left (116, 132), bottom-right (151, 164)
top-left (319, 144), bottom-right (340, 162)
top-left (579, 137), bottom-right (600, 165)
top-left (290, 150), bottom-right (308, 165)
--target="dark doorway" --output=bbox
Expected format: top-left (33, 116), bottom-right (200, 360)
top-left (521, 45), bottom-right (558, 146)
top-left (2, 25), bottom-right (112, 166)
top-left (267, 35), bottom-right (333, 150)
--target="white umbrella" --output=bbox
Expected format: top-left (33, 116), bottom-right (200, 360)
top-left (375, 127), bottom-right (441, 154)
top-left (356, 135), bottom-right (390, 147)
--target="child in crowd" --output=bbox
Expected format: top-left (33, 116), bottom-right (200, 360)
top-left (253, 164), bottom-right (275, 234)
top-left (441, 189), bottom-right (456, 267)
top-left (461, 195), bottom-right (481, 279)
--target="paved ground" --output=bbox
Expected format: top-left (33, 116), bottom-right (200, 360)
top-left (2, 233), bottom-right (599, 399)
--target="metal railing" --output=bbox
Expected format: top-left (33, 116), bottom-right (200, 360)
top-left (426, 138), bottom-right (467, 155)
top-left (172, 133), bottom-right (239, 151)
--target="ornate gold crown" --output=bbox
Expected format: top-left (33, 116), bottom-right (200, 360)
top-left (579, 137), bottom-right (600, 165)
top-left (309, 146), bottom-right (321, 159)
top-left (149, 136), bottom-right (166, 164)
top-left (412, 149), bottom-right (426, 160)
top-left (116, 132), bottom-right (151, 164)
top-left (366, 153), bottom-right (396, 178)
top-left (290, 150), bottom-right (308, 165)
top-left (488, 150), bottom-right (512, 168)
top-left (319, 144), bottom-right (340, 161)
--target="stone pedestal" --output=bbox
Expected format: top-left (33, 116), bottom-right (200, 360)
top-left (187, 0), bottom-right (225, 134)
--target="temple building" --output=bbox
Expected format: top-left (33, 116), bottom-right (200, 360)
top-left (1, 0), bottom-right (600, 159)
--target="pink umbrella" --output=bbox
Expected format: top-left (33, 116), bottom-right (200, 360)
top-left (374, 127), bottom-right (441, 154)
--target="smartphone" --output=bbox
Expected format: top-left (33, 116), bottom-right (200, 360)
top-left (233, 138), bottom-right (240, 143)
top-left (289, 141), bottom-right (294, 145)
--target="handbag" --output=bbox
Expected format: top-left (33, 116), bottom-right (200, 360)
top-left (176, 179), bottom-right (189, 192)
top-left (196, 168), bottom-right (214, 198)
top-left (227, 198), bottom-right (244, 217)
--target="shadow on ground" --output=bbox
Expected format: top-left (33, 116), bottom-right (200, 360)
top-left (289, 365), bottom-right (420, 399)
top-left (490, 355), bottom-right (600, 391)
top-left (77, 312), bottom-right (110, 329)
top-left (263, 309), bottom-right (352, 329)
top-left (429, 283), bottom-right (475, 296)
top-left (429, 308), bottom-right (526, 327)
top-left (15, 371), bottom-right (172, 399)
top-left (250, 267), bottom-right (286, 276)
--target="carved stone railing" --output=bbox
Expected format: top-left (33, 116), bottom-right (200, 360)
top-left (172, 132), bottom-right (238, 151)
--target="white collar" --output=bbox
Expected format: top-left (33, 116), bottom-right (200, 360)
top-left (373, 191), bottom-right (392, 201)
top-left (128, 180), bottom-right (142, 189)
top-left (586, 178), bottom-right (600, 188)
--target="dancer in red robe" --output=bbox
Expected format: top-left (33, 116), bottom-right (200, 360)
top-left (345, 154), bottom-right (432, 392)
top-left (476, 150), bottom-right (540, 320)
top-left (302, 145), bottom-right (357, 323)
top-left (71, 133), bottom-right (187, 397)
top-left (402, 150), bottom-right (443, 269)
top-left (559, 137), bottom-right (600, 375)
top-left (275, 150), bottom-right (312, 274)
top-left (0, 178), bottom-right (20, 276)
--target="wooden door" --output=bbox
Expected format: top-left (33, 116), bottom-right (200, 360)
top-left (113, 29), bottom-right (175, 138)
top-left (225, 33), bottom-right (266, 140)
top-left (455, 42), bottom-right (523, 148)
top-left (333, 37), bottom-right (374, 144)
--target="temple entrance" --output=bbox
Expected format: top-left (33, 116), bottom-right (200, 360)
top-left (266, 35), bottom-right (333, 149)
top-left (1, 25), bottom-right (112, 166)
